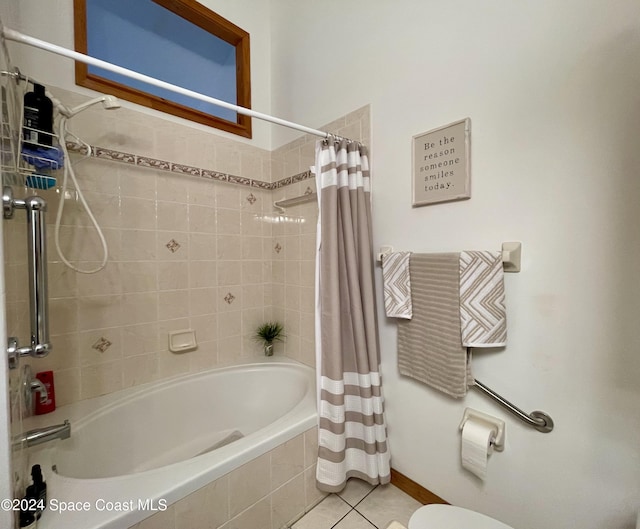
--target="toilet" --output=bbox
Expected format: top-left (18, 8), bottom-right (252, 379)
top-left (409, 504), bottom-right (515, 529)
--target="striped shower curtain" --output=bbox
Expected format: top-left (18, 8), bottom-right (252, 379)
top-left (314, 139), bottom-right (390, 492)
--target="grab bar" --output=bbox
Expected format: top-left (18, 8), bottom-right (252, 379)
top-left (3, 186), bottom-right (51, 368)
top-left (473, 379), bottom-right (554, 433)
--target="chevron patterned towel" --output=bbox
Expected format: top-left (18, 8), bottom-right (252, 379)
top-left (459, 251), bottom-right (507, 347)
top-left (382, 251), bottom-right (412, 319)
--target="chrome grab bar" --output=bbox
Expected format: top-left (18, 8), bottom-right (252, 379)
top-left (473, 379), bottom-right (554, 433)
top-left (3, 186), bottom-right (51, 368)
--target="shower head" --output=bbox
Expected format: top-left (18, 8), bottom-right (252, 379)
top-left (47, 93), bottom-right (121, 118)
top-left (64, 95), bottom-right (121, 117)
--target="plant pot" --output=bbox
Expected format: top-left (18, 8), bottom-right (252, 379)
top-left (264, 342), bottom-right (274, 356)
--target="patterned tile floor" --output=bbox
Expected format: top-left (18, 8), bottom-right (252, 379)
top-left (291, 482), bottom-right (422, 529)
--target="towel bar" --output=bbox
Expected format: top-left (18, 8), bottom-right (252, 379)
top-left (473, 379), bottom-right (554, 433)
top-left (377, 242), bottom-right (521, 272)
top-left (273, 192), bottom-right (317, 212)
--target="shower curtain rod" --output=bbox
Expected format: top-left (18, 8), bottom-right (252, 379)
top-left (2, 27), bottom-right (355, 143)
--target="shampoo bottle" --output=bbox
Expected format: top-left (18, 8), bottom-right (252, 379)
top-left (34, 371), bottom-right (55, 415)
top-left (18, 507), bottom-right (36, 528)
top-left (23, 83), bottom-right (53, 148)
top-left (25, 464), bottom-right (46, 519)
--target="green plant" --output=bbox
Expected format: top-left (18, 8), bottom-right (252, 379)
top-left (254, 322), bottom-right (285, 344)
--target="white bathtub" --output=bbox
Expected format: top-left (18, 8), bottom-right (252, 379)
top-left (25, 359), bottom-right (317, 529)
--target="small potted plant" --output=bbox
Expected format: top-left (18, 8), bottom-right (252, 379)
top-left (254, 322), bottom-right (285, 356)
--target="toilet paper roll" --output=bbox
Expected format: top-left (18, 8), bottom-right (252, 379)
top-left (461, 419), bottom-right (496, 480)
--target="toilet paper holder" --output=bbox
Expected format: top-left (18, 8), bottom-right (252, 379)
top-left (459, 408), bottom-right (505, 451)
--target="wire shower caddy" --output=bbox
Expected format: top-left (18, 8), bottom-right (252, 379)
top-left (1, 66), bottom-right (61, 191)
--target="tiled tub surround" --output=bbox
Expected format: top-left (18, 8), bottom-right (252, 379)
top-left (4, 166), bottom-right (276, 405)
top-left (4, 86), bottom-right (370, 409)
top-left (3, 88), bottom-right (369, 527)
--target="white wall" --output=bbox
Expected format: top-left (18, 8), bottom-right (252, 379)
top-left (7, 0), bottom-right (273, 149)
top-left (271, 1), bottom-right (640, 528)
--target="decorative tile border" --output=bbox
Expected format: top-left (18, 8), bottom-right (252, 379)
top-left (228, 175), bottom-right (252, 186)
top-left (273, 176), bottom-right (292, 189)
top-left (67, 143), bottom-right (314, 191)
top-left (94, 147), bottom-right (136, 164)
top-left (171, 163), bottom-right (201, 177)
top-left (202, 169), bottom-right (228, 182)
top-left (251, 179), bottom-right (272, 190)
top-left (137, 156), bottom-right (171, 170)
top-left (291, 170), bottom-right (312, 184)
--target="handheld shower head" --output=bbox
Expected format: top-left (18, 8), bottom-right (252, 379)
top-left (65, 95), bottom-right (121, 117)
top-left (99, 96), bottom-right (120, 110)
top-left (47, 93), bottom-right (121, 118)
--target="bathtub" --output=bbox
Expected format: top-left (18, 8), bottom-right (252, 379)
top-left (24, 359), bottom-right (317, 529)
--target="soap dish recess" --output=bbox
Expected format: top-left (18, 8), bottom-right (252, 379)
top-left (169, 329), bottom-right (197, 353)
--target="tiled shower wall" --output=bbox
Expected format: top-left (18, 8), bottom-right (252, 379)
top-left (4, 85), bottom-right (370, 409)
top-left (270, 107), bottom-right (371, 367)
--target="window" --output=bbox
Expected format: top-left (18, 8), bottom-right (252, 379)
top-left (74, 0), bottom-right (252, 138)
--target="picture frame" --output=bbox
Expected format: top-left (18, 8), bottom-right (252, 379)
top-left (412, 118), bottom-right (471, 207)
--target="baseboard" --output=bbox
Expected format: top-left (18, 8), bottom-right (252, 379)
top-left (390, 468), bottom-right (449, 505)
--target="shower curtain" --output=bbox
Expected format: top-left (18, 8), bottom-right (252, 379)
top-left (314, 139), bottom-right (390, 492)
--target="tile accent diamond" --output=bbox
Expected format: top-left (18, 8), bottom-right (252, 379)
top-left (246, 192), bottom-right (257, 205)
top-left (274, 242), bottom-right (282, 254)
top-left (166, 239), bottom-right (181, 253)
top-left (224, 292), bottom-right (236, 304)
top-left (92, 337), bottom-right (112, 353)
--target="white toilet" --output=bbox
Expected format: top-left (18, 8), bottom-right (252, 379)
top-left (409, 504), bottom-right (515, 529)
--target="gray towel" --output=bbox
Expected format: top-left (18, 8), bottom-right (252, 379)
top-left (397, 253), bottom-right (473, 398)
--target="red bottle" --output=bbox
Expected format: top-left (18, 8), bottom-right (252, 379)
top-left (34, 371), bottom-right (56, 415)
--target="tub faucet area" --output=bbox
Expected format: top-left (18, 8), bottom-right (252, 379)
top-left (14, 420), bottom-right (71, 449)
top-left (23, 365), bottom-right (48, 412)
top-left (29, 377), bottom-right (48, 404)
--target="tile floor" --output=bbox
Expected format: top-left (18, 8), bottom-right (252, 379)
top-left (291, 481), bottom-right (423, 529)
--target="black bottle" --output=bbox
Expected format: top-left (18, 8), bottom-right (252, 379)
top-left (23, 83), bottom-right (53, 148)
top-left (18, 507), bottom-right (36, 528)
top-left (25, 464), bottom-right (46, 519)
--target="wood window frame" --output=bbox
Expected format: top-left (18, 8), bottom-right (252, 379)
top-left (73, 0), bottom-right (252, 138)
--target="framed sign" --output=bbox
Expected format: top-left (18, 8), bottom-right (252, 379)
top-left (412, 118), bottom-right (471, 206)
